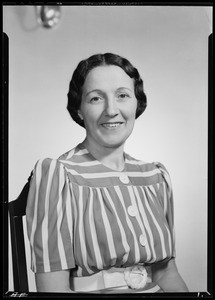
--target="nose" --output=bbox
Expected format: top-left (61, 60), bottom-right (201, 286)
top-left (104, 98), bottom-right (119, 117)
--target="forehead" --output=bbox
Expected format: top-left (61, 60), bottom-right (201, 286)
top-left (83, 65), bottom-right (134, 91)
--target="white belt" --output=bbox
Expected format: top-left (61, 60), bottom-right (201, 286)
top-left (72, 265), bottom-right (161, 293)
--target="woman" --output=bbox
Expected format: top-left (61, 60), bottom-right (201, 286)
top-left (26, 53), bottom-right (189, 293)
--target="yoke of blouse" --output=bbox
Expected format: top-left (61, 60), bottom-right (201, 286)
top-left (26, 143), bottom-right (176, 277)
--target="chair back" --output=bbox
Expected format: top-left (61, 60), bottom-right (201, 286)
top-left (8, 172), bottom-right (33, 292)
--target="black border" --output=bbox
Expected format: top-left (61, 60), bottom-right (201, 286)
top-left (2, 31), bottom-right (9, 298)
top-left (1, 1), bottom-right (214, 6)
top-left (207, 32), bottom-right (213, 297)
top-left (2, 2), bottom-right (213, 299)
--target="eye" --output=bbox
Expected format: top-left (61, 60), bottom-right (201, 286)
top-left (90, 96), bottom-right (103, 103)
top-left (118, 93), bottom-right (131, 100)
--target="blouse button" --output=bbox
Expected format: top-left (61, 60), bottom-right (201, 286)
top-left (127, 205), bottom-right (137, 217)
top-left (119, 173), bottom-right (130, 184)
top-left (139, 234), bottom-right (147, 246)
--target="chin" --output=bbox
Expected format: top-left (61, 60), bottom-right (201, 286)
top-left (103, 141), bottom-right (125, 149)
top-left (100, 136), bottom-right (129, 148)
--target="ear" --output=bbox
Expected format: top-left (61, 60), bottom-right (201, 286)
top-left (78, 110), bottom-right (84, 120)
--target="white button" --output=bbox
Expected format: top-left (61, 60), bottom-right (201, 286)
top-left (139, 234), bottom-right (147, 246)
top-left (128, 205), bottom-right (137, 217)
top-left (119, 173), bottom-right (129, 184)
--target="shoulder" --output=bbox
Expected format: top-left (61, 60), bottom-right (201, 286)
top-left (58, 144), bottom-right (85, 162)
top-left (33, 157), bottom-right (63, 170)
top-left (58, 148), bottom-right (76, 161)
top-left (31, 157), bottom-right (69, 181)
top-left (125, 153), bottom-right (149, 168)
top-left (153, 161), bottom-right (170, 173)
top-left (153, 161), bottom-right (173, 191)
top-left (125, 153), bottom-right (167, 173)
top-left (125, 153), bottom-right (172, 184)
top-left (152, 161), bottom-right (171, 179)
top-left (126, 153), bottom-right (171, 175)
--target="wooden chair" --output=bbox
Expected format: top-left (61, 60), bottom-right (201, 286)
top-left (8, 172), bottom-right (33, 292)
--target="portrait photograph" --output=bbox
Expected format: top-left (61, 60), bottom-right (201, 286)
top-left (2, 3), bottom-right (213, 297)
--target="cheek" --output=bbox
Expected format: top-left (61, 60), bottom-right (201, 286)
top-left (124, 102), bottom-right (138, 120)
top-left (82, 106), bottom-right (102, 124)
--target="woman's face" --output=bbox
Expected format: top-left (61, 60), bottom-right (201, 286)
top-left (79, 65), bottom-right (137, 149)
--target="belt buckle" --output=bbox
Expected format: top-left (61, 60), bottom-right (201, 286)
top-left (124, 265), bottom-right (148, 289)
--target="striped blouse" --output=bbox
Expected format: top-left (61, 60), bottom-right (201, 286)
top-left (26, 143), bottom-right (176, 277)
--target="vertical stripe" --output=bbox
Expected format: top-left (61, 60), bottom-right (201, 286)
top-left (133, 186), bottom-right (156, 263)
top-left (114, 186), bottom-right (140, 263)
top-left (148, 185), bottom-right (163, 217)
top-left (148, 185), bottom-right (157, 197)
top-left (69, 183), bottom-right (82, 276)
top-left (103, 188), bottom-right (130, 264)
top-left (148, 185), bottom-right (162, 216)
top-left (65, 179), bottom-right (73, 254)
top-left (96, 188), bottom-right (117, 265)
top-left (158, 164), bottom-right (172, 198)
top-left (56, 165), bottom-right (68, 269)
top-left (172, 225), bottom-right (176, 257)
top-left (162, 182), bottom-right (168, 216)
top-left (127, 186), bottom-right (151, 262)
top-left (142, 187), bottom-right (167, 259)
top-left (41, 159), bottom-right (57, 272)
top-left (29, 159), bottom-right (43, 272)
top-left (88, 188), bottom-right (103, 269)
top-left (78, 186), bottom-right (93, 274)
top-left (164, 223), bottom-right (172, 255)
top-left (70, 183), bottom-right (77, 238)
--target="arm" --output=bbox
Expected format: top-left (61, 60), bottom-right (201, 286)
top-left (151, 258), bottom-right (189, 292)
top-left (35, 270), bottom-right (75, 293)
top-left (26, 160), bottom-right (76, 293)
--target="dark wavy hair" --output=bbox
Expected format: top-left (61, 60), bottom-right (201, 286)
top-left (67, 53), bottom-right (147, 128)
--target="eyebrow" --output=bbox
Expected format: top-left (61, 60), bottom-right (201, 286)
top-left (85, 87), bottom-right (133, 97)
top-left (85, 89), bottom-right (103, 97)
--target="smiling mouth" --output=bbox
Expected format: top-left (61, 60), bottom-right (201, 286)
top-left (101, 122), bottom-right (124, 129)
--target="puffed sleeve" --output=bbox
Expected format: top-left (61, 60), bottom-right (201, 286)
top-left (154, 162), bottom-right (176, 258)
top-left (26, 158), bottom-right (75, 273)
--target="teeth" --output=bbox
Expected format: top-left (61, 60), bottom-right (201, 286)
top-left (102, 123), bottom-right (122, 128)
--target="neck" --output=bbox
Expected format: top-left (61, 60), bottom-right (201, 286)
top-left (82, 138), bottom-right (125, 172)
